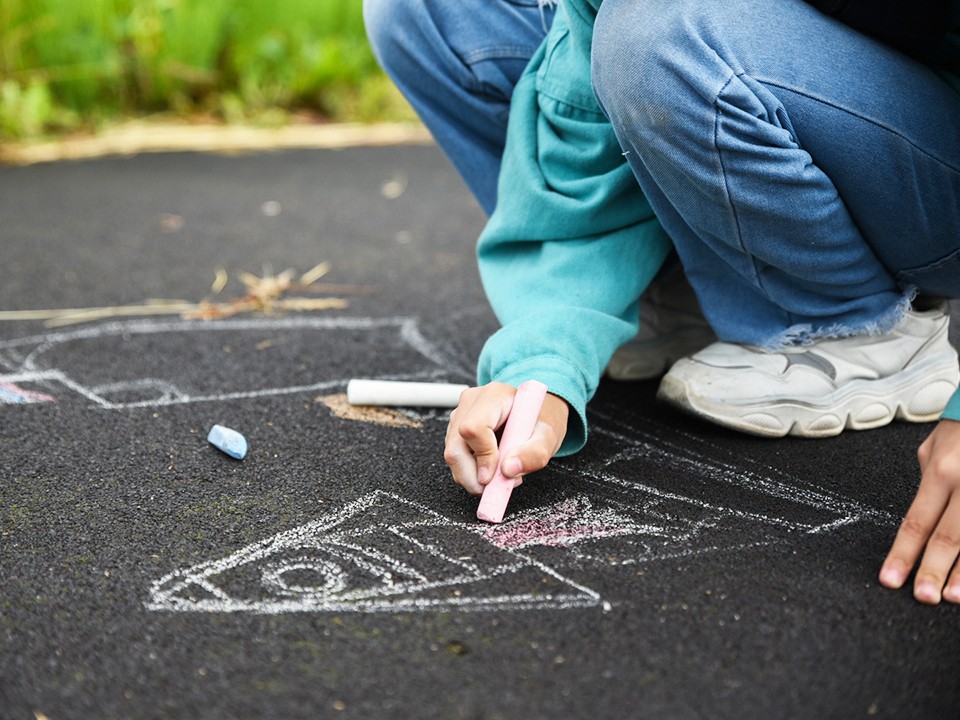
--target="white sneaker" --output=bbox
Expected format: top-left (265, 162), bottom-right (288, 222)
top-left (606, 268), bottom-right (715, 381)
top-left (657, 300), bottom-right (960, 438)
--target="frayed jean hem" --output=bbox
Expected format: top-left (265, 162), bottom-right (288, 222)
top-left (761, 288), bottom-right (917, 349)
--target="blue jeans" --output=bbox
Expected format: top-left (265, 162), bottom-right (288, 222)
top-left (592, 0), bottom-right (960, 346)
top-left (363, 0), bottom-right (554, 215)
top-left (367, 0), bottom-right (960, 346)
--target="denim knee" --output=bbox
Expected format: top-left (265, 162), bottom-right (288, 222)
top-left (362, 0), bottom-right (422, 74)
top-left (592, 0), bottom-right (697, 136)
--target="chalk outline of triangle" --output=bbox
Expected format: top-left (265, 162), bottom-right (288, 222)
top-left (146, 490), bottom-right (603, 614)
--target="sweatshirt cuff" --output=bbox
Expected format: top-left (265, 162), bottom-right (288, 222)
top-left (942, 386), bottom-right (960, 422)
top-left (485, 355), bottom-right (591, 457)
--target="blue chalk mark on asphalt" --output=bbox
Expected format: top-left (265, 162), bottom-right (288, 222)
top-left (0, 381), bottom-right (56, 404)
top-left (207, 424), bottom-right (247, 460)
top-left (0, 386), bottom-right (30, 404)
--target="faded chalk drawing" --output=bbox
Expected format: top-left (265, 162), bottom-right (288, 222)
top-left (0, 316), bottom-right (470, 409)
top-left (148, 412), bottom-right (898, 615)
top-left (0, 380), bottom-right (56, 404)
top-left (10, 316), bottom-right (895, 614)
top-left (146, 490), bottom-right (602, 614)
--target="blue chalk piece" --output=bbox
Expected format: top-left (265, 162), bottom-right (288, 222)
top-left (207, 424), bottom-right (247, 460)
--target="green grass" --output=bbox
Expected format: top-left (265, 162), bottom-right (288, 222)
top-left (0, 0), bottom-right (414, 140)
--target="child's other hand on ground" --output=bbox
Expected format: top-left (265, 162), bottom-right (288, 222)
top-left (880, 419), bottom-right (960, 604)
top-left (444, 382), bottom-right (569, 495)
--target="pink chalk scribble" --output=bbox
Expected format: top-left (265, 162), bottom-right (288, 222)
top-left (0, 382), bottom-right (56, 405)
top-left (485, 496), bottom-right (637, 549)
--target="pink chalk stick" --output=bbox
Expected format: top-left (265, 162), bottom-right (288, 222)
top-left (476, 380), bottom-right (549, 524)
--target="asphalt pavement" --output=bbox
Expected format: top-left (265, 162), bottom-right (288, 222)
top-left (2, 142), bottom-right (960, 720)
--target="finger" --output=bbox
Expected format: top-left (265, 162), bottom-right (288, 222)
top-left (879, 482), bottom-right (951, 590)
top-left (457, 391), bottom-right (514, 486)
top-left (443, 384), bottom-right (516, 493)
top-left (912, 493), bottom-right (960, 604)
top-left (942, 560), bottom-right (960, 604)
top-left (500, 420), bottom-right (562, 480)
top-left (444, 400), bottom-right (482, 494)
top-left (443, 433), bottom-right (483, 496)
top-left (500, 394), bottom-right (568, 482)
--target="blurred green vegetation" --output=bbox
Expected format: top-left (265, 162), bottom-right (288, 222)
top-left (0, 0), bottom-right (415, 141)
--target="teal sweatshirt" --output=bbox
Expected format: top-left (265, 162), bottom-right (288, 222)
top-left (476, 0), bottom-right (960, 455)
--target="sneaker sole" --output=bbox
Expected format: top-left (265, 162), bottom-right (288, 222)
top-left (657, 352), bottom-right (960, 438)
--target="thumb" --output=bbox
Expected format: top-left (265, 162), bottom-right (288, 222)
top-left (500, 420), bottom-right (560, 480)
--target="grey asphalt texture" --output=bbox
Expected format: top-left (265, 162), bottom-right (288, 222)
top-left (2, 144), bottom-right (960, 720)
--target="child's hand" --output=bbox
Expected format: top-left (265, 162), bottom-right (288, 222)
top-left (880, 419), bottom-right (960, 604)
top-left (443, 382), bottom-right (569, 495)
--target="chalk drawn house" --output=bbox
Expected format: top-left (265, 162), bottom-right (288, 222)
top-left (0, 316), bottom-right (468, 408)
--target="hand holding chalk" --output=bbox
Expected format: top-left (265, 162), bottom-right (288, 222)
top-left (476, 380), bottom-right (549, 524)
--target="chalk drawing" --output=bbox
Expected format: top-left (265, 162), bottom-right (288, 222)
top-left (146, 490), bottom-right (602, 614)
top-left (528, 410), bottom-right (900, 568)
top-left (0, 316), bottom-right (471, 409)
top-left (0, 380), bottom-right (55, 404)
top-left (13, 316), bottom-right (895, 613)
top-left (147, 411), bottom-right (898, 614)
top-left (478, 415), bottom-right (897, 573)
top-left (484, 495), bottom-right (641, 550)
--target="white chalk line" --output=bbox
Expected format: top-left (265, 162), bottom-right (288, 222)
top-left (0, 347), bottom-right (27, 371)
top-left (617, 409), bottom-right (894, 516)
top-left (499, 409), bottom-right (900, 568)
top-left (458, 409), bottom-right (898, 574)
top-left (145, 407), bottom-right (900, 614)
top-left (0, 316), bottom-right (459, 371)
top-left (492, 492), bottom-right (733, 567)
top-left (146, 490), bottom-right (602, 614)
top-left (582, 465), bottom-right (829, 534)
top-left (104, 370), bottom-right (451, 410)
top-left (0, 316), bottom-right (473, 409)
top-left (153, 591), bottom-right (598, 615)
top-left (386, 527), bottom-right (484, 576)
top-left (589, 409), bottom-right (896, 526)
top-left (16, 318), bottom-right (872, 612)
top-left (262, 557), bottom-right (349, 596)
top-left (0, 316), bottom-right (422, 351)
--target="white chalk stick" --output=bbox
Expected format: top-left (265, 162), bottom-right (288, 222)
top-left (346, 379), bottom-right (469, 407)
top-left (477, 380), bottom-right (549, 524)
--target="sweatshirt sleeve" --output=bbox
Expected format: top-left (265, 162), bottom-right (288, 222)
top-left (475, 8), bottom-right (671, 456)
top-left (943, 388), bottom-right (960, 421)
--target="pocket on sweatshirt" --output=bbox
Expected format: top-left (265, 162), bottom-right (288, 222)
top-left (536, 22), bottom-right (605, 114)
